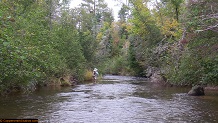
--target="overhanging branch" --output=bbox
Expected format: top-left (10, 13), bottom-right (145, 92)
top-left (195, 24), bottom-right (218, 33)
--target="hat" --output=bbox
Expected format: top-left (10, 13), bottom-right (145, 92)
top-left (94, 68), bottom-right (98, 71)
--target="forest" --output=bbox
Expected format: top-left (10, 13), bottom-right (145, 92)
top-left (0, 0), bottom-right (217, 94)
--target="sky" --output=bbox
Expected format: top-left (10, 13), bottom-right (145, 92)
top-left (70, 0), bottom-right (127, 21)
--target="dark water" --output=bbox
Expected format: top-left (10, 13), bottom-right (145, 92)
top-left (0, 75), bottom-right (218, 123)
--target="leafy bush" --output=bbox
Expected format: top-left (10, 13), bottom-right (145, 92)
top-left (84, 70), bottom-right (93, 81)
top-left (167, 31), bottom-right (218, 85)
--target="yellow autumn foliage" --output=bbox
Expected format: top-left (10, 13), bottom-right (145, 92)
top-left (84, 70), bottom-right (93, 81)
top-left (161, 19), bottom-right (182, 39)
top-left (96, 32), bottom-right (103, 42)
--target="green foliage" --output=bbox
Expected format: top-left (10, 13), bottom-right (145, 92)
top-left (118, 4), bottom-right (129, 22)
top-left (1, 0), bottom-right (217, 94)
top-left (98, 55), bottom-right (132, 75)
top-left (167, 30), bottom-right (218, 85)
top-left (0, 0), bottom-right (87, 94)
top-left (130, 0), bottom-right (162, 46)
top-left (95, 21), bottom-right (132, 75)
top-left (186, 0), bottom-right (218, 32)
top-left (201, 58), bottom-right (218, 84)
top-left (166, 0), bottom-right (218, 85)
top-left (0, 1), bottom-right (51, 92)
top-left (52, 25), bottom-right (86, 80)
top-left (128, 39), bottom-right (145, 76)
top-left (160, 0), bottom-right (184, 21)
top-left (79, 31), bottom-right (96, 67)
top-left (167, 52), bottom-right (202, 85)
top-left (126, 0), bottom-right (162, 77)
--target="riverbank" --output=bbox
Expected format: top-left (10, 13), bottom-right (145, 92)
top-left (149, 71), bottom-right (218, 92)
top-left (1, 74), bottom-right (217, 96)
top-left (205, 86), bottom-right (218, 91)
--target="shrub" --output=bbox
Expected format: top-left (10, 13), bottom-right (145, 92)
top-left (84, 70), bottom-right (93, 81)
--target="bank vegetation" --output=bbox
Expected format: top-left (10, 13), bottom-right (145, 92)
top-left (0, 0), bottom-right (217, 94)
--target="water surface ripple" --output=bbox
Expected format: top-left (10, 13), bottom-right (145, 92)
top-left (0, 75), bottom-right (218, 123)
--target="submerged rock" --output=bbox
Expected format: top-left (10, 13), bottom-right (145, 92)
top-left (188, 85), bottom-right (205, 96)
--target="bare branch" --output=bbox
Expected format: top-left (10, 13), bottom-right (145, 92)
top-left (199, 13), bottom-right (218, 20)
top-left (195, 24), bottom-right (218, 33)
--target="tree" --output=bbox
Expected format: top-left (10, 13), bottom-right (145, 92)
top-left (160, 0), bottom-right (184, 21)
top-left (0, 0), bottom-right (87, 94)
top-left (0, 0), bottom-right (60, 92)
top-left (127, 0), bottom-right (162, 76)
top-left (75, 0), bottom-right (114, 69)
top-left (166, 0), bottom-right (218, 85)
top-left (118, 4), bottom-right (129, 22)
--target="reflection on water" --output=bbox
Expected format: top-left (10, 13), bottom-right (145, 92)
top-left (0, 75), bottom-right (218, 123)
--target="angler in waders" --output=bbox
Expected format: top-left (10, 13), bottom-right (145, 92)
top-left (93, 68), bottom-right (99, 82)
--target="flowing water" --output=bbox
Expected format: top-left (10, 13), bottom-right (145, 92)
top-left (0, 75), bottom-right (218, 123)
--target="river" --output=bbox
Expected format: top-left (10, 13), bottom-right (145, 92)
top-left (0, 75), bottom-right (218, 123)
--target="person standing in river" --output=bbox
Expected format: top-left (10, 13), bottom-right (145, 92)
top-left (93, 68), bottom-right (99, 81)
